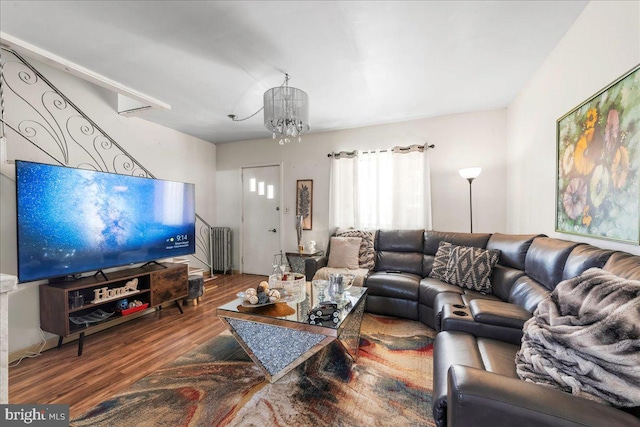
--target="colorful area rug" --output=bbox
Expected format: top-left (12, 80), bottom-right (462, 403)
top-left (73, 314), bottom-right (436, 426)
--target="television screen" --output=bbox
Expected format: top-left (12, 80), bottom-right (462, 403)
top-left (16, 161), bottom-right (196, 283)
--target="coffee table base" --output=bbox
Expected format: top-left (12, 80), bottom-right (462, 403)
top-left (219, 301), bottom-right (366, 383)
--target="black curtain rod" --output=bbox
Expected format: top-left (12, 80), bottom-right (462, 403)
top-left (327, 143), bottom-right (435, 158)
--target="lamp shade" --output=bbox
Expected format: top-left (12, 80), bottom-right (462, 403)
top-left (264, 85), bottom-right (309, 142)
top-left (459, 167), bottom-right (482, 180)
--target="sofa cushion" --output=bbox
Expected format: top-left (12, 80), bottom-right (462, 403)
top-left (433, 331), bottom-right (520, 427)
top-left (419, 277), bottom-right (464, 307)
top-left (443, 245), bottom-right (500, 293)
top-left (365, 271), bottom-right (421, 300)
top-left (429, 241), bottom-right (455, 280)
top-left (374, 229), bottom-right (424, 275)
top-left (327, 236), bottom-right (361, 269)
top-left (507, 276), bottom-right (549, 313)
top-left (376, 251), bottom-right (424, 276)
top-left (524, 237), bottom-right (581, 290)
top-left (490, 264), bottom-right (525, 301)
top-left (486, 233), bottom-right (543, 270)
top-left (336, 229), bottom-right (376, 270)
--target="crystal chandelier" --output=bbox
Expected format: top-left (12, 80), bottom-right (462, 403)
top-left (263, 74), bottom-right (310, 145)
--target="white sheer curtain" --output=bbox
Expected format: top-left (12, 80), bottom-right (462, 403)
top-left (329, 145), bottom-right (432, 230)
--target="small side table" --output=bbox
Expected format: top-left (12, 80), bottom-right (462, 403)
top-left (285, 250), bottom-right (324, 275)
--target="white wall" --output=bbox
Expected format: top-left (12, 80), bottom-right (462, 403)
top-left (1, 56), bottom-right (217, 354)
top-left (216, 109), bottom-right (507, 272)
top-left (506, 1), bottom-right (640, 254)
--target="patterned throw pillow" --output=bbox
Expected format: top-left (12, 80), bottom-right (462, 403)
top-left (336, 230), bottom-right (375, 270)
top-left (429, 241), bottom-right (456, 280)
top-left (443, 245), bottom-right (501, 293)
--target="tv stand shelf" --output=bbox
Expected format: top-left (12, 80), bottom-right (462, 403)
top-left (40, 262), bottom-right (188, 356)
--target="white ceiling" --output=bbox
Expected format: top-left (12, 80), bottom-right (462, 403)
top-left (0, 1), bottom-right (588, 144)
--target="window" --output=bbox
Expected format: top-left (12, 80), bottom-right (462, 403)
top-left (329, 146), bottom-right (432, 230)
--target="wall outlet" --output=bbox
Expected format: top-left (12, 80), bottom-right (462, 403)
top-left (284, 207), bottom-right (290, 214)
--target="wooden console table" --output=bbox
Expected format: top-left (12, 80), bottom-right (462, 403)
top-left (39, 262), bottom-right (188, 356)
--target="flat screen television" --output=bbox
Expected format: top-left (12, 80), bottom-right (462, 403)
top-left (15, 160), bottom-right (196, 283)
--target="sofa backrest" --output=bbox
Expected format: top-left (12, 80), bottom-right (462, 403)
top-left (506, 237), bottom-right (580, 313)
top-left (486, 233), bottom-right (542, 301)
top-left (524, 237), bottom-right (581, 290)
top-left (602, 252), bottom-right (640, 280)
top-left (422, 230), bottom-right (491, 277)
top-left (562, 245), bottom-right (614, 281)
top-left (375, 229), bottom-right (424, 275)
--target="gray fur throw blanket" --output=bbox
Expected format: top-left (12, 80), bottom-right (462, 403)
top-left (515, 267), bottom-right (640, 407)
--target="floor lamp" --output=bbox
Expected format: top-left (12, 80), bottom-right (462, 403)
top-left (459, 167), bottom-right (482, 233)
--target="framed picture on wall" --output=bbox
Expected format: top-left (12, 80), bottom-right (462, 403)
top-left (556, 64), bottom-right (640, 244)
top-left (296, 179), bottom-right (313, 230)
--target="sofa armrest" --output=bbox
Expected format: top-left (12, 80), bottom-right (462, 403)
top-left (469, 299), bottom-right (531, 329)
top-left (440, 303), bottom-right (524, 345)
top-left (447, 365), bottom-right (640, 427)
top-left (305, 256), bottom-right (327, 280)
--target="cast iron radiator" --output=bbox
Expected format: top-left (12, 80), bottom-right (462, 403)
top-left (211, 227), bottom-right (232, 274)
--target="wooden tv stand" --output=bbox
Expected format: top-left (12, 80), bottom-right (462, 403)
top-left (39, 262), bottom-right (188, 356)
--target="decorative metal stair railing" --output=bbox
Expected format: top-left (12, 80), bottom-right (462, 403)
top-left (0, 47), bottom-right (215, 276)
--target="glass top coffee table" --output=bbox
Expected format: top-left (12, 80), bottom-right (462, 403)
top-left (216, 282), bottom-right (367, 383)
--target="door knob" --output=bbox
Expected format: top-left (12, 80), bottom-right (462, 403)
top-left (268, 229), bottom-right (277, 233)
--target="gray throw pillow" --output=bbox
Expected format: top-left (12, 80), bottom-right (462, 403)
top-left (444, 245), bottom-right (501, 293)
top-left (429, 241), bottom-right (456, 280)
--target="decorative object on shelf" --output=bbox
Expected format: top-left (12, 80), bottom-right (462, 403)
top-left (117, 302), bottom-right (149, 316)
top-left (69, 291), bottom-right (84, 309)
top-left (296, 179), bottom-right (313, 230)
top-left (307, 240), bottom-right (317, 253)
top-left (295, 215), bottom-right (304, 252)
top-left (556, 65), bottom-right (640, 243)
top-left (115, 299), bottom-right (129, 310)
top-left (307, 302), bottom-right (341, 326)
top-left (272, 253), bottom-right (287, 276)
top-left (228, 73), bottom-right (309, 145)
top-left (312, 279), bottom-right (329, 302)
top-left (328, 273), bottom-right (344, 302)
top-left (458, 167), bottom-right (482, 233)
top-left (91, 277), bottom-right (139, 303)
top-left (69, 309), bottom-right (115, 326)
top-left (267, 273), bottom-right (306, 303)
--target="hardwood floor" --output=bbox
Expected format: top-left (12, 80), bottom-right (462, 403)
top-left (8, 273), bottom-right (264, 418)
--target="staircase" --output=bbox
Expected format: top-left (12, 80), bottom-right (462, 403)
top-left (0, 46), bottom-right (219, 277)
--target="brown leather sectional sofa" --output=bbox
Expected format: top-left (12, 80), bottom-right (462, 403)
top-left (306, 229), bottom-right (640, 427)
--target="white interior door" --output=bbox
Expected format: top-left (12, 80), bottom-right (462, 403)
top-left (241, 165), bottom-right (281, 275)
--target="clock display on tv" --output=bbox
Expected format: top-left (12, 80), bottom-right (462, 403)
top-left (16, 160), bottom-right (196, 283)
